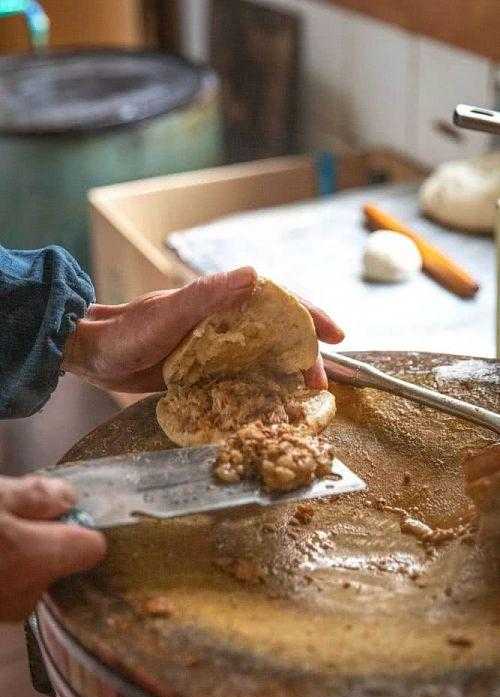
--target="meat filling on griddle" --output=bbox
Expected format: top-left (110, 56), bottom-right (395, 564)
top-left (215, 421), bottom-right (335, 492)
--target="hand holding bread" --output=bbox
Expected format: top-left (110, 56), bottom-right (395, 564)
top-left (62, 268), bottom-right (344, 394)
top-left (157, 277), bottom-right (338, 447)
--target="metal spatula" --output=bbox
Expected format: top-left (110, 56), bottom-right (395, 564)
top-left (322, 352), bottom-right (500, 435)
top-left (41, 447), bottom-right (366, 529)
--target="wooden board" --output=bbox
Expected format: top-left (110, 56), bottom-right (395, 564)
top-left (326, 0), bottom-right (500, 62)
top-left (165, 182), bottom-right (496, 357)
top-left (45, 351), bottom-right (500, 697)
top-left (89, 150), bottom-right (425, 306)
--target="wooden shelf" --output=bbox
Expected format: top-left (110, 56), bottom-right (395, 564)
top-left (325, 0), bottom-right (500, 62)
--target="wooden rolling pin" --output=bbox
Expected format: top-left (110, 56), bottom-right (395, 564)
top-left (363, 203), bottom-right (480, 298)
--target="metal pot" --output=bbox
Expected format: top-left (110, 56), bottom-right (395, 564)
top-left (30, 604), bottom-right (149, 697)
top-left (0, 49), bottom-right (222, 271)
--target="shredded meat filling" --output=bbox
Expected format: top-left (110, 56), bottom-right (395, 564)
top-left (163, 371), bottom-right (308, 434)
top-left (215, 421), bottom-right (335, 492)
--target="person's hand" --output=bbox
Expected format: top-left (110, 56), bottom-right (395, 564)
top-left (464, 443), bottom-right (500, 485)
top-left (0, 475), bottom-right (106, 622)
top-left (300, 297), bottom-right (344, 388)
top-left (63, 267), bottom-right (344, 393)
top-left (464, 443), bottom-right (500, 512)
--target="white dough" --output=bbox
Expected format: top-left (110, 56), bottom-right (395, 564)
top-left (362, 230), bottom-right (422, 283)
top-left (419, 151), bottom-right (500, 234)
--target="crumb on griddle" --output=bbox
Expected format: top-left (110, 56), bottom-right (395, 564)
top-left (447, 635), bottom-right (473, 648)
top-left (215, 557), bottom-right (267, 584)
top-left (262, 522), bottom-right (276, 533)
top-left (214, 421), bottom-right (335, 492)
top-left (125, 593), bottom-right (175, 618)
top-left (400, 516), bottom-right (434, 541)
top-left (142, 596), bottom-right (175, 617)
top-left (293, 504), bottom-right (315, 524)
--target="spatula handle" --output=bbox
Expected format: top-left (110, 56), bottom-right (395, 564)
top-left (453, 104), bottom-right (500, 136)
top-left (322, 352), bottom-right (500, 435)
top-left (58, 507), bottom-right (95, 528)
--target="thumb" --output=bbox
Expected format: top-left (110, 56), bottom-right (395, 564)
top-left (13, 517), bottom-right (107, 587)
top-left (175, 267), bottom-right (257, 329)
top-left (1, 475), bottom-right (76, 521)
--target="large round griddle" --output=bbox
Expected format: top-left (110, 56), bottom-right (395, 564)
top-left (48, 352), bottom-right (500, 697)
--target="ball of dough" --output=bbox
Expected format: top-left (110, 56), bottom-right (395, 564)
top-left (419, 151), bottom-right (500, 234)
top-left (362, 230), bottom-right (422, 283)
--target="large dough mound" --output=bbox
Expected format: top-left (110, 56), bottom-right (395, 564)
top-left (163, 278), bottom-right (318, 385)
top-left (419, 151), bottom-right (500, 234)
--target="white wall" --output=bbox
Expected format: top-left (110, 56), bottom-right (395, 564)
top-left (180, 0), bottom-right (495, 167)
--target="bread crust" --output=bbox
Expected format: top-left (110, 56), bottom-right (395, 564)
top-left (163, 278), bottom-right (318, 385)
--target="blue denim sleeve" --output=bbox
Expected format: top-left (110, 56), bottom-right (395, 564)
top-left (0, 245), bottom-right (95, 419)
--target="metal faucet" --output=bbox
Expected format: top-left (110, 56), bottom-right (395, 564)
top-left (0, 0), bottom-right (49, 50)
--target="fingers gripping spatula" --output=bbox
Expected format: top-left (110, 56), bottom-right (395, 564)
top-left (41, 448), bottom-right (366, 529)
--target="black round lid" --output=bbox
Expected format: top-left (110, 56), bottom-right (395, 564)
top-left (0, 49), bottom-right (205, 136)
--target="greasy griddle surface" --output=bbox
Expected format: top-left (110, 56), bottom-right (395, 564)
top-left (50, 352), bottom-right (500, 697)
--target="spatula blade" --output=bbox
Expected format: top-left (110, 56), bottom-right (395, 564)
top-left (44, 447), bottom-right (366, 529)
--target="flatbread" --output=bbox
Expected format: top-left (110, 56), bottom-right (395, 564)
top-left (162, 278), bottom-right (318, 385)
top-left (157, 278), bottom-right (335, 447)
top-left (157, 372), bottom-right (335, 446)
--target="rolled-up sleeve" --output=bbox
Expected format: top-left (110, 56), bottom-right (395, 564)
top-left (0, 245), bottom-right (95, 418)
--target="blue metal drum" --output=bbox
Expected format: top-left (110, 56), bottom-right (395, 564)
top-left (0, 49), bottom-right (222, 271)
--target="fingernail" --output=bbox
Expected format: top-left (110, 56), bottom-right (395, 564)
top-left (228, 266), bottom-right (257, 290)
top-left (327, 325), bottom-right (345, 343)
